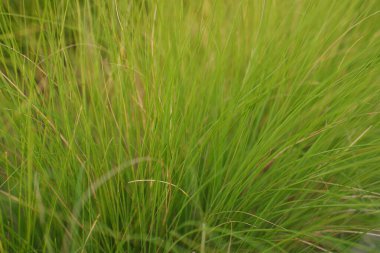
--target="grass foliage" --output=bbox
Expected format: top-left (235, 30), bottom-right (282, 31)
top-left (0, 0), bottom-right (380, 252)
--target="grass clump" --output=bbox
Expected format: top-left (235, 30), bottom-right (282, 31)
top-left (0, 0), bottom-right (380, 252)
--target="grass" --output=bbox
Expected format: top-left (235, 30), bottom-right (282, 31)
top-left (0, 0), bottom-right (380, 252)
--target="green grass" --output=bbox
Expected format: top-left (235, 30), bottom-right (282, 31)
top-left (0, 0), bottom-right (380, 252)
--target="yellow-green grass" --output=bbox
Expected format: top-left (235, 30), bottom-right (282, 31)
top-left (0, 1), bottom-right (380, 252)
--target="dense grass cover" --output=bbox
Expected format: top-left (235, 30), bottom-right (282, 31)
top-left (0, 1), bottom-right (380, 252)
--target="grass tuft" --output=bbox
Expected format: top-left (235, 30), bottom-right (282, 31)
top-left (0, 0), bottom-right (380, 252)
